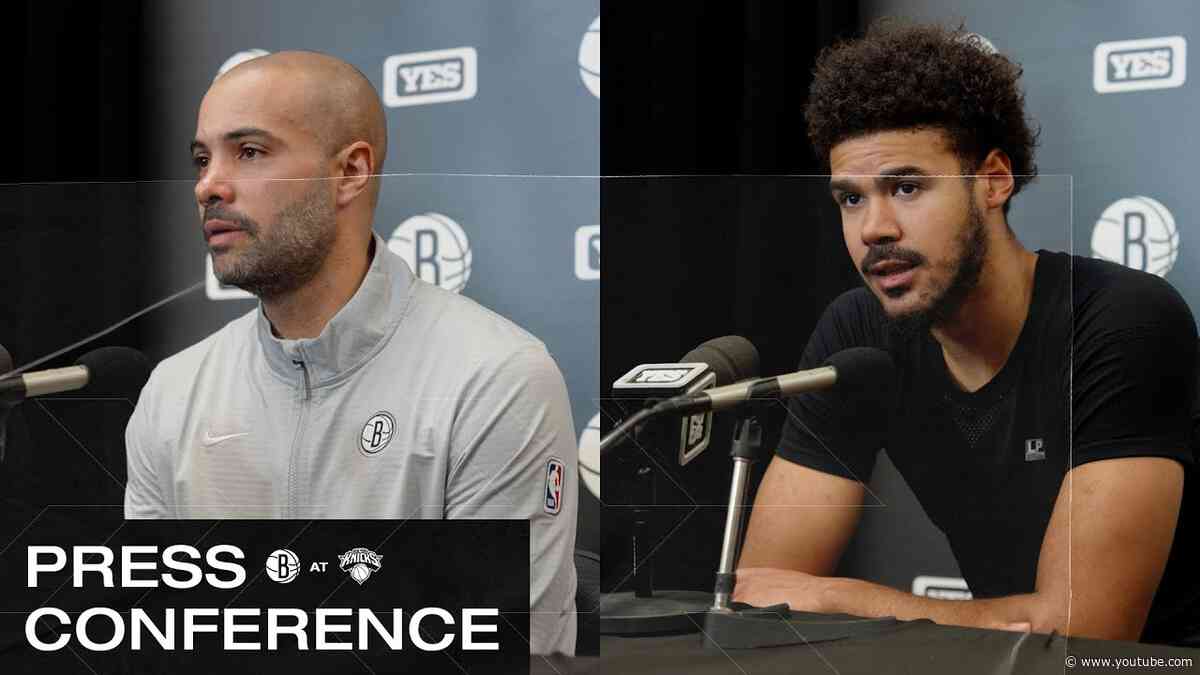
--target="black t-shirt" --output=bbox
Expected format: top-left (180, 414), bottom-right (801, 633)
top-left (777, 250), bottom-right (1200, 646)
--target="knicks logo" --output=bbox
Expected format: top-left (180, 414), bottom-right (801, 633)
top-left (338, 547), bottom-right (383, 585)
top-left (544, 458), bottom-right (565, 516)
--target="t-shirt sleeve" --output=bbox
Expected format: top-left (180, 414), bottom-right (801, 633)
top-left (444, 345), bottom-right (578, 656)
top-left (1072, 274), bottom-right (1198, 469)
top-left (777, 290), bottom-right (890, 482)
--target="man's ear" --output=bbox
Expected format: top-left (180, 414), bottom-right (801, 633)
top-left (977, 149), bottom-right (1015, 212)
top-left (334, 141), bottom-right (375, 208)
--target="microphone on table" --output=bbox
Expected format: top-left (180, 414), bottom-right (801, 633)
top-left (600, 346), bottom-right (892, 458)
top-left (605, 335), bottom-right (760, 465)
top-left (599, 336), bottom-right (759, 637)
top-left (0, 346), bottom-right (151, 463)
top-left (659, 346), bottom-right (895, 416)
top-left (0, 346), bottom-right (151, 405)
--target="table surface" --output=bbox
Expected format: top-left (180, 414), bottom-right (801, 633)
top-left (531, 620), bottom-right (1200, 675)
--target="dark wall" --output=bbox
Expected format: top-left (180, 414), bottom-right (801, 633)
top-left (600, 2), bottom-right (863, 592)
top-left (0, 1), bottom-right (150, 550)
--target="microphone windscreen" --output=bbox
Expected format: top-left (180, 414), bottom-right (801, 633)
top-left (682, 336), bottom-right (760, 386)
top-left (76, 347), bottom-right (152, 398)
top-left (824, 347), bottom-right (894, 392)
top-left (0, 344), bottom-right (11, 377)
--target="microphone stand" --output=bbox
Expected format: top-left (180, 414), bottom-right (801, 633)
top-left (709, 413), bottom-right (763, 611)
top-left (701, 393), bottom-right (902, 649)
top-left (599, 416), bottom-right (713, 635)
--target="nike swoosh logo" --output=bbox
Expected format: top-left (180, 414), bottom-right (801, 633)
top-left (202, 431), bottom-right (249, 447)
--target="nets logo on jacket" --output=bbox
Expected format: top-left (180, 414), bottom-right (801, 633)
top-left (360, 411), bottom-right (396, 455)
top-left (544, 458), bottom-right (565, 515)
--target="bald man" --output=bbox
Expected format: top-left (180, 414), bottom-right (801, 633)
top-left (123, 51), bottom-right (579, 655)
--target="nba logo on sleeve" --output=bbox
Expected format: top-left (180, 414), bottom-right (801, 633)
top-left (544, 458), bottom-right (565, 515)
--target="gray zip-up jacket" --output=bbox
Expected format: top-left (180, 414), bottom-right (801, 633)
top-left (124, 233), bottom-right (578, 655)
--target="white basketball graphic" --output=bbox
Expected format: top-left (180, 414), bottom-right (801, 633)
top-left (388, 213), bottom-right (473, 293)
top-left (959, 32), bottom-right (998, 55)
top-left (579, 17), bottom-right (600, 98)
top-left (265, 549), bottom-right (300, 584)
top-left (1091, 196), bottom-right (1179, 278)
top-left (216, 49), bottom-right (270, 80)
top-left (578, 412), bottom-right (600, 499)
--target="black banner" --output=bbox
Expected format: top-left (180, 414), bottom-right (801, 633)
top-left (1, 517), bottom-right (529, 674)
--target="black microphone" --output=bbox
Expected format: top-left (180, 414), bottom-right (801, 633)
top-left (601, 336), bottom-right (761, 459)
top-left (0, 346), bottom-right (151, 405)
top-left (653, 347), bottom-right (895, 416)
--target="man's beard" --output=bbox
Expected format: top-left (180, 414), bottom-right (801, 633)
top-left (206, 182), bottom-right (336, 300)
top-left (873, 197), bottom-right (988, 340)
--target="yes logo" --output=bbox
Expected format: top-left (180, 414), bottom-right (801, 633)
top-left (1094, 37), bottom-right (1186, 93)
top-left (384, 47), bottom-right (478, 107)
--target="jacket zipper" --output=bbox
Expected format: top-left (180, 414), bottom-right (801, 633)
top-left (287, 356), bottom-right (312, 517)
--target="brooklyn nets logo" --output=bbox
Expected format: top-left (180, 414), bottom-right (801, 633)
top-left (1091, 196), bottom-right (1179, 278)
top-left (338, 547), bottom-right (383, 585)
top-left (579, 17), bottom-right (600, 98)
top-left (360, 411), bottom-right (396, 455)
top-left (265, 549), bottom-right (300, 584)
top-left (388, 213), bottom-right (473, 293)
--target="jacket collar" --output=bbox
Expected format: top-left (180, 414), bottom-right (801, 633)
top-left (255, 232), bottom-right (415, 387)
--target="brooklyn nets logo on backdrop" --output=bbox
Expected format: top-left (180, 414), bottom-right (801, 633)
top-left (957, 32), bottom-right (997, 55)
top-left (912, 576), bottom-right (972, 601)
top-left (1094, 36), bottom-right (1187, 93)
top-left (215, 48), bottom-right (270, 80)
top-left (579, 17), bottom-right (600, 98)
top-left (388, 213), bottom-right (473, 293)
top-left (383, 46), bottom-right (478, 107)
top-left (575, 225), bottom-right (600, 280)
top-left (205, 253), bottom-right (255, 301)
top-left (1091, 196), bottom-right (1179, 277)
top-left (578, 412), bottom-right (600, 499)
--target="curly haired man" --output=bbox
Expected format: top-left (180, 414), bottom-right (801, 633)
top-left (733, 21), bottom-right (1199, 646)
